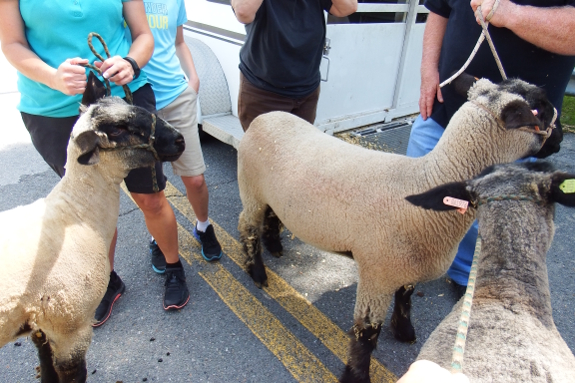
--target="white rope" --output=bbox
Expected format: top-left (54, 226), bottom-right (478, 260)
top-left (450, 237), bottom-right (481, 374)
top-left (440, 0), bottom-right (506, 88)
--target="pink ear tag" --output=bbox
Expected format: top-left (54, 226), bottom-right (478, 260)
top-left (443, 196), bottom-right (469, 214)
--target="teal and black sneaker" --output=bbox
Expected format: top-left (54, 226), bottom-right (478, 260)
top-left (163, 265), bottom-right (190, 310)
top-left (149, 238), bottom-right (167, 274)
top-left (193, 224), bottom-right (223, 262)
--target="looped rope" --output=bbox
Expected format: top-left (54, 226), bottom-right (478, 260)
top-left (80, 33), bottom-right (158, 191)
top-left (80, 32), bottom-right (134, 105)
top-left (440, 0), bottom-right (506, 88)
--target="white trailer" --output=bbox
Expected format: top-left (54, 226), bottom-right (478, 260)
top-left (182, 0), bottom-right (429, 151)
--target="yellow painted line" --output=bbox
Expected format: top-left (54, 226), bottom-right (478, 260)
top-left (163, 182), bottom-right (397, 383)
top-left (178, 225), bottom-right (337, 383)
top-left (121, 183), bottom-right (338, 383)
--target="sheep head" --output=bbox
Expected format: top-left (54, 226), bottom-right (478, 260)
top-left (405, 162), bottom-right (575, 213)
top-left (70, 72), bottom-right (185, 170)
top-left (453, 74), bottom-right (560, 158)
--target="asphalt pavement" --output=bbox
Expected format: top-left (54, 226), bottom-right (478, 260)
top-left (0, 53), bottom-right (574, 383)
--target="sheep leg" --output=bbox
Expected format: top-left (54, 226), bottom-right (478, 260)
top-left (239, 210), bottom-right (268, 288)
top-left (50, 325), bottom-right (91, 383)
top-left (30, 330), bottom-right (59, 383)
top-left (262, 207), bottom-right (283, 257)
top-left (390, 285), bottom-right (416, 343)
top-left (340, 319), bottom-right (382, 383)
top-left (54, 357), bottom-right (87, 383)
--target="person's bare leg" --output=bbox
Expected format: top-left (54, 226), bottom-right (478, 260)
top-left (131, 191), bottom-right (179, 263)
top-left (182, 174), bottom-right (209, 222)
top-left (108, 228), bottom-right (117, 269)
top-left (132, 191), bottom-right (190, 310)
top-left (94, 227), bottom-right (124, 327)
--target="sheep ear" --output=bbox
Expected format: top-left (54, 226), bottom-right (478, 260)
top-left (549, 173), bottom-right (575, 207)
top-left (75, 130), bottom-right (101, 165)
top-left (406, 182), bottom-right (473, 211)
top-left (451, 72), bottom-right (478, 97)
top-left (500, 99), bottom-right (541, 130)
top-left (80, 72), bottom-right (108, 110)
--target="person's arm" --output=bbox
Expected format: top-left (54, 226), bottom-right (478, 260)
top-left (397, 360), bottom-right (470, 383)
top-left (175, 26), bottom-right (200, 93)
top-left (329, 0), bottom-right (358, 18)
top-left (232, 0), bottom-right (264, 24)
top-left (419, 11), bottom-right (447, 120)
top-left (0, 0), bottom-right (89, 95)
top-left (96, 0), bottom-right (154, 86)
top-left (471, 0), bottom-right (575, 56)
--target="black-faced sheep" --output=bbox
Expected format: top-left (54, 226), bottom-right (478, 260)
top-left (0, 75), bottom-right (184, 383)
top-left (406, 161), bottom-right (575, 382)
top-left (236, 75), bottom-right (559, 383)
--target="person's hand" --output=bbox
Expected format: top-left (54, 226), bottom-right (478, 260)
top-left (95, 55), bottom-right (135, 86)
top-left (52, 58), bottom-right (89, 96)
top-left (470, 0), bottom-right (514, 28)
top-left (397, 360), bottom-right (470, 383)
top-left (189, 76), bottom-right (200, 94)
top-left (419, 65), bottom-right (442, 120)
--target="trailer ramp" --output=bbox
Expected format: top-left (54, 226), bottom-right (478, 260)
top-left (185, 36), bottom-right (244, 149)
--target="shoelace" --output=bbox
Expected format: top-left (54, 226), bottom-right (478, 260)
top-left (198, 230), bottom-right (218, 248)
top-left (164, 271), bottom-right (184, 288)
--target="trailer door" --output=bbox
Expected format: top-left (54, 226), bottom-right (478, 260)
top-left (317, 0), bottom-right (428, 133)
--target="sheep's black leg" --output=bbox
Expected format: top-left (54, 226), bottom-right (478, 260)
top-left (340, 321), bottom-right (381, 383)
top-left (55, 356), bottom-right (87, 383)
top-left (390, 285), bottom-right (416, 342)
top-left (262, 207), bottom-right (283, 258)
top-left (30, 330), bottom-right (59, 383)
top-left (240, 223), bottom-right (268, 288)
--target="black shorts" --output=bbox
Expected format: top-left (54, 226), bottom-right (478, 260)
top-left (21, 83), bottom-right (166, 193)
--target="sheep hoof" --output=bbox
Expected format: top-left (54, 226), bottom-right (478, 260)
top-left (253, 277), bottom-right (268, 289)
top-left (247, 265), bottom-right (268, 288)
top-left (340, 364), bottom-right (371, 383)
top-left (254, 280), bottom-right (268, 289)
top-left (390, 319), bottom-right (416, 343)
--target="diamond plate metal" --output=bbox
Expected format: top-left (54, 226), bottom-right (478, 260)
top-left (185, 36), bottom-right (232, 117)
top-left (202, 115), bottom-right (244, 149)
top-left (350, 120), bottom-right (413, 154)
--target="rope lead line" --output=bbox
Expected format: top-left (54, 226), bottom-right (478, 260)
top-left (81, 32), bottom-right (134, 105)
top-left (440, 1), bottom-right (506, 88)
top-left (450, 237), bottom-right (481, 374)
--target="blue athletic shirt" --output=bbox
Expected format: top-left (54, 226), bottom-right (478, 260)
top-left (18, 0), bottom-right (148, 118)
top-left (127, 0), bottom-right (188, 110)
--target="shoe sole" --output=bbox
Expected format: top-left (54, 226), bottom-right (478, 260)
top-left (163, 294), bottom-right (190, 311)
top-left (193, 228), bottom-right (223, 262)
top-left (201, 251), bottom-right (223, 262)
top-left (92, 283), bottom-right (126, 328)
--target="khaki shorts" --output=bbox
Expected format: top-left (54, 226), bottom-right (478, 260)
top-left (157, 85), bottom-right (206, 177)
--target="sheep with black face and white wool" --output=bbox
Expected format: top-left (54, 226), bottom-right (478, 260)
top-left (236, 74), bottom-right (560, 383)
top-left (406, 161), bottom-right (575, 382)
top-left (0, 74), bottom-right (184, 383)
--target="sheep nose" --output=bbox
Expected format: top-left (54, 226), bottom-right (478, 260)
top-left (176, 135), bottom-right (185, 152)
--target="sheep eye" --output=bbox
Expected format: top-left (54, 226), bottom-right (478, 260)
top-left (108, 126), bottom-right (127, 137)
